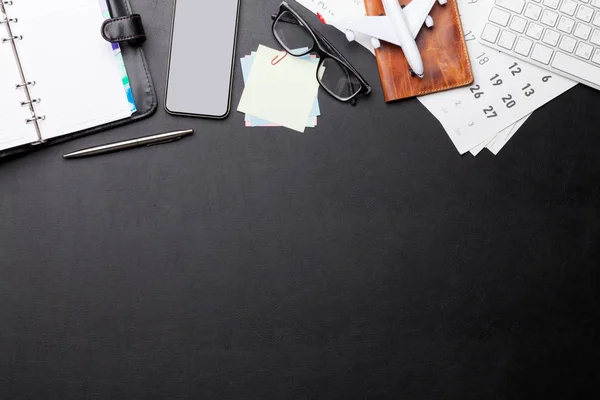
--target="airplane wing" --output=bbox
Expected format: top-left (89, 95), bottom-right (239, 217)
top-left (327, 16), bottom-right (400, 46)
top-left (403, 0), bottom-right (438, 38)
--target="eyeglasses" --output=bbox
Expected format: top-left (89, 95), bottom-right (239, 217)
top-left (271, 2), bottom-right (371, 106)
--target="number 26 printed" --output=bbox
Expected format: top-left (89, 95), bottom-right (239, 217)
top-left (470, 84), bottom-right (484, 99)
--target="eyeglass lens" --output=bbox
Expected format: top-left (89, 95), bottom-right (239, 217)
top-left (273, 11), bottom-right (314, 55)
top-left (318, 59), bottom-right (362, 101)
top-left (273, 9), bottom-right (363, 101)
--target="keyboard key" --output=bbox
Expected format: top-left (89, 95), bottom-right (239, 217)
top-left (591, 0), bottom-right (600, 7)
top-left (510, 15), bottom-right (528, 32)
top-left (575, 41), bottom-right (594, 58)
top-left (498, 30), bottom-right (517, 48)
top-left (560, 0), bottom-right (578, 15)
top-left (581, 0), bottom-right (589, 3)
top-left (526, 22), bottom-right (544, 38)
top-left (577, 5), bottom-right (594, 22)
top-left (552, 51), bottom-right (600, 85)
top-left (594, 12), bottom-right (600, 27)
top-left (559, 35), bottom-right (577, 52)
top-left (524, 3), bottom-right (542, 19)
top-left (591, 28), bottom-right (600, 44)
top-left (481, 23), bottom-right (501, 43)
top-left (542, 28), bottom-right (561, 45)
top-left (515, 36), bottom-right (534, 55)
top-left (574, 22), bottom-right (592, 39)
top-left (531, 42), bottom-right (554, 63)
top-left (557, 15), bottom-right (576, 33)
top-left (495, 0), bottom-right (525, 13)
top-left (540, 9), bottom-right (559, 26)
top-left (543, 0), bottom-right (560, 9)
top-left (592, 48), bottom-right (600, 64)
top-left (489, 7), bottom-right (511, 26)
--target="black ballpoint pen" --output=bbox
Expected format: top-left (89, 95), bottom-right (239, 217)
top-left (63, 129), bottom-right (194, 159)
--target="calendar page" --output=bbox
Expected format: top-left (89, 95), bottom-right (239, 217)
top-left (418, 0), bottom-right (577, 154)
top-left (468, 115), bottom-right (527, 155)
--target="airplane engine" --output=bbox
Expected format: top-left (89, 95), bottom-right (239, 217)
top-left (425, 15), bottom-right (434, 28)
top-left (345, 30), bottom-right (356, 42)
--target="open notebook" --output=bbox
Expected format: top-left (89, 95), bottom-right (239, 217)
top-left (0, 0), bottom-right (133, 152)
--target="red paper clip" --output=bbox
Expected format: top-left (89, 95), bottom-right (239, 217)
top-left (271, 51), bottom-right (287, 65)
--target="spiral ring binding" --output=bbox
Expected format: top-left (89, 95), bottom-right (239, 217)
top-left (26, 116), bottom-right (45, 124)
top-left (15, 81), bottom-right (35, 89)
top-left (2, 2), bottom-right (46, 137)
top-left (2, 34), bottom-right (22, 43)
top-left (20, 98), bottom-right (41, 106)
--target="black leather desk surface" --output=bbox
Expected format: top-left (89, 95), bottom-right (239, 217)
top-left (1, 1), bottom-right (598, 398)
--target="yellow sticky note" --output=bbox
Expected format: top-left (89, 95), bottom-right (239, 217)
top-left (237, 45), bottom-right (320, 133)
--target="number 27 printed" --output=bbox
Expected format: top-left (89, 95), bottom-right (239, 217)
top-left (483, 106), bottom-right (497, 118)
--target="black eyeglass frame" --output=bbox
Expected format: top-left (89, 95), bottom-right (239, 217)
top-left (271, 2), bottom-right (372, 104)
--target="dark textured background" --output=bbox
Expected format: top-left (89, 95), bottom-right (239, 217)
top-left (1, 0), bottom-right (599, 398)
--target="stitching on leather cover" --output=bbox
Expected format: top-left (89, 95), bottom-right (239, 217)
top-left (116, 34), bottom-right (145, 41)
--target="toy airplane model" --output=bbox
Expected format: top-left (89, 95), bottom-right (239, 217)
top-left (319, 0), bottom-right (447, 78)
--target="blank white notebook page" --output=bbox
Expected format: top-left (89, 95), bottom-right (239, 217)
top-left (10, 0), bottom-right (132, 140)
top-left (0, 13), bottom-right (39, 151)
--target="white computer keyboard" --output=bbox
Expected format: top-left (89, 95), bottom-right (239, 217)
top-left (479, 0), bottom-right (600, 91)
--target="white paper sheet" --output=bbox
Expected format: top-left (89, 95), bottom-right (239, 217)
top-left (294, 0), bottom-right (375, 54)
top-left (469, 114), bottom-right (528, 155)
top-left (486, 115), bottom-right (528, 155)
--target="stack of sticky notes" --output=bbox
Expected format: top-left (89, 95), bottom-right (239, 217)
top-left (238, 45), bottom-right (321, 133)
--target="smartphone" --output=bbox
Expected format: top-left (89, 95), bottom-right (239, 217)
top-left (165, 0), bottom-right (241, 118)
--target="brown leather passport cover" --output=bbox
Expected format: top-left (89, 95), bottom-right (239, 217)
top-left (364, 0), bottom-right (473, 102)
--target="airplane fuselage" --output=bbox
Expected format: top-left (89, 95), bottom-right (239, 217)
top-left (382, 0), bottom-right (424, 78)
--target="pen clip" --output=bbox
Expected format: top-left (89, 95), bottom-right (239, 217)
top-left (145, 136), bottom-right (184, 147)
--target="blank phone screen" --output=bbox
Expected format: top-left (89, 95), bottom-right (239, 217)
top-left (165, 0), bottom-right (240, 118)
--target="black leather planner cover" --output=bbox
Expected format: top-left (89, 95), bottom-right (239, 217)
top-left (0, 0), bottom-right (157, 159)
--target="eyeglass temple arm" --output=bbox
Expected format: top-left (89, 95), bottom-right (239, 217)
top-left (271, 13), bottom-right (369, 88)
top-left (272, 13), bottom-right (366, 105)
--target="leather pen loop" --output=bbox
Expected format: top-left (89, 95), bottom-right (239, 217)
top-left (101, 14), bottom-right (146, 46)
